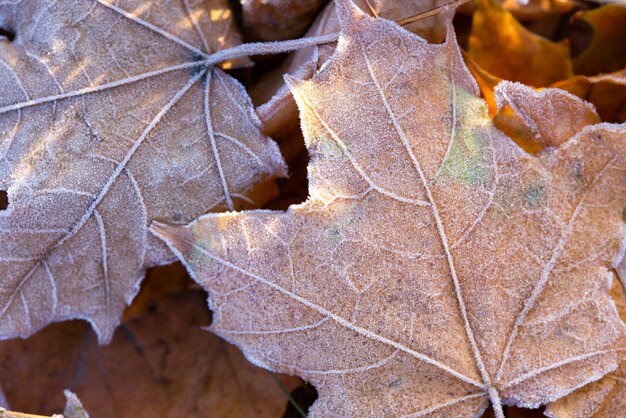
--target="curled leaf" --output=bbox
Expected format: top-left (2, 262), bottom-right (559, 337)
top-left (493, 81), bottom-right (600, 153)
top-left (572, 4), bottom-right (626, 76)
top-left (468, 0), bottom-right (573, 87)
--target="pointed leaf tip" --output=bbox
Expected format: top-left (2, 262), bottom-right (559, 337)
top-left (150, 222), bottom-right (193, 258)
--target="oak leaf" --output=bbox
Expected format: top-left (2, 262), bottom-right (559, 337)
top-left (0, 0), bottom-right (286, 343)
top-left (153, 6), bottom-right (626, 417)
top-left (0, 289), bottom-right (301, 417)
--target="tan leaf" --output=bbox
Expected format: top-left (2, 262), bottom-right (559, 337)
top-left (254, 0), bottom-right (458, 139)
top-left (0, 0), bottom-right (287, 343)
top-left (468, 0), bottom-right (573, 87)
top-left (241, 0), bottom-right (326, 41)
top-left (492, 81), bottom-right (600, 153)
top-left (544, 277), bottom-right (626, 418)
top-left (152, 6), bottom-right (626, 417)
top-left (551, 69), bottom-right (626, 123)
top-left (0, 289), bottom-right (301, 417)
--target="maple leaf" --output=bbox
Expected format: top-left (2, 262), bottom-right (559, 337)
top-left (152, 5), bottom-right (626, 417)
top-left (0, 289), bottom-right (301, 417)
top-left (544, 279), bottom-right (626, 418)
top-left (0, 0), bottom-right (287, 343)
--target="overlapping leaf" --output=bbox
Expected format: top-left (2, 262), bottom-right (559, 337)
top-left (0, 0), bottom-right (286, 343)
top-left (545, 279), bottom-right (626, 418)
top-left (153, 5), bottom-right (626, 416)
top-left (0, 289), bottom-right (301, 417)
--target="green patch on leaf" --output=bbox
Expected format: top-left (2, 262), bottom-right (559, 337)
top-left (523, 184), bottom-right (545, 207)
top-left (437, 89), bottom-right (493, 187)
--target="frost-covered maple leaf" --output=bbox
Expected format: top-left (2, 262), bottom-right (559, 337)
top-left (153, 4), bottom-right (626, 417)
top-left (0, 0), bottom-right (286, 343)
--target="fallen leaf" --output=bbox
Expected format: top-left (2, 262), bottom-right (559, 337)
top-left (544, 277), bottom-right (626, 418)
top-left (572, 4), bottom-right (626, 77)
top-left (0, 289), bottom-right (301, 417)
top-left (465, 57), bottom-right (626, 125)
top-left (492, 81), bottom-right (600, 153)
top-left (498, 0), bottom-right (575, 20)
top-left (0, 0), bottom-right (286, 343)
top-left (463, 52), bottom-right (502, 117)
top-left (468, 0), bottom-right (572, 87)
top-left (551, 69), bottom-right (626, 123)
top-left (241, 0), bottom-right (326, 41)
top-left (255, 0), bottom-right (457, 142)
top-left (63, 391), bottom-right (90, 418)
top-left (152, 6), bottom-right (626, 417)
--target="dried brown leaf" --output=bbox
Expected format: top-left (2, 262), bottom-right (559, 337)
top-left (152, 6), bottom-right (626, 417)
top-left (572, 4), bottom-right (626, 77)
top-left (0, 289), bottom-right (300, 418)
top-left (241, 0), bottom-right (326, 41)
top-left (492, 81), bottom-right (600, 153)
top-left (468, 0), bottom-right (573, 87)
top-left (544, 278), bottom-right (626, 418)
top-left (0, 0), bottom-right (286, 343)
top-left (551, 69), bottom-right (626, 123)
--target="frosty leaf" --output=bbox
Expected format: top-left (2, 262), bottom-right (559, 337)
top-left (0, 289), bottom-right (301, 418)
top-left (0, 0), bottom-right (286, 343)
top-left (254, 0), bottom-right (458, 138)
top-left (551, 69), bottom-right (626, 123)
top-left (153, 6), bottom-right (626, 417)
top-left (544, 278), bottom-right (626, 418)
top-left (63, 391), bottom-right (90, 418)
top-left (493, 81), bottom-right (600, 153)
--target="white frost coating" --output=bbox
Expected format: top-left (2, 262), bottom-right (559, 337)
top-left (0, 0), bottom-right (286, 343)
top-left (152, 3), bottom-right (626, 417)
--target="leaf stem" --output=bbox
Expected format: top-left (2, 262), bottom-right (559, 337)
top-left (269, 374), bottom-right (307, 418)
top-left (201, 0), bottom-right (472, 67)
top-left (0, 409), bottom-right (61, 418)
top-left (203, 33), bottom-right (339, 68)
top-left (396, 0), bottom-right (473, 26)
